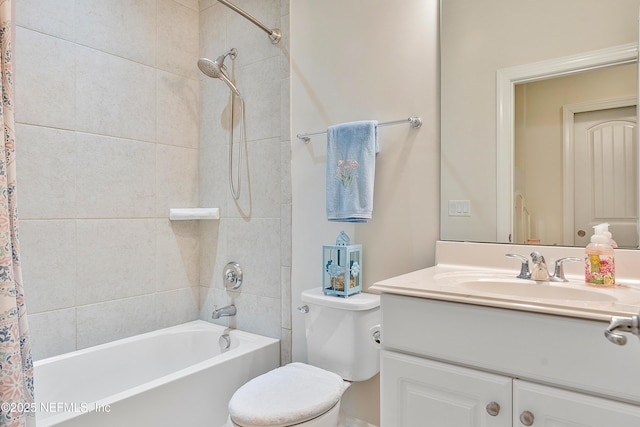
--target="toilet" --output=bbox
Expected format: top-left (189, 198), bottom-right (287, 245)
top-left (227, 287), bottom-right (381, 427)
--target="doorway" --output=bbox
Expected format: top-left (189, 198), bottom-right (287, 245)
top-left (562, 98), bottom-right (638, 247)
top-left (568, 104), bottom-right (638, 247)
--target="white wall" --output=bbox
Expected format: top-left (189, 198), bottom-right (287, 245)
top-left (291, 0), bottom-right (440, 423)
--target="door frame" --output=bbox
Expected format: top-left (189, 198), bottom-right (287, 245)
top-left (562, 96), bottom-right (637, 246)
top-left (495, 43), bottom-right (638, 243)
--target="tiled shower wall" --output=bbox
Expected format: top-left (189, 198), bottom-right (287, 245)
top-left (15, 0), bottom-right (290, 361)
top-left (197, 0), bottom-right (291, 363)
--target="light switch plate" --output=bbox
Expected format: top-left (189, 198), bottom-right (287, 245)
top-left (448, 200), bottom-right (471, 216)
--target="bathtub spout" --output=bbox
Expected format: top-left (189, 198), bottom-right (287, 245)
top-left (212, 305), bottom-right (237, 319)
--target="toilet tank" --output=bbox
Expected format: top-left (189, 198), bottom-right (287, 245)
top-left (301, 288), bottom-right (380, 381)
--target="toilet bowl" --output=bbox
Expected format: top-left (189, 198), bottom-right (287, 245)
top-left (226, 288), bottom-right (380, 427)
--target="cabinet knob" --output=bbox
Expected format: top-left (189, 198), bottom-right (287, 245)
top-left (486, 401), bottom-right (500, 416)
top-left (519, 410), bottom-right (535, 426)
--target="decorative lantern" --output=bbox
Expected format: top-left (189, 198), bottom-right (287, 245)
top-left (322, 231), bottom-right (362, 297)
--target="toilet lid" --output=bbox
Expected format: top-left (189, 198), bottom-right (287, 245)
top-left (228, 362), bottom-right (347, 427)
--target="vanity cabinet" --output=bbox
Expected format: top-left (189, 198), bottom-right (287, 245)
top-left (382, 350), bottom-right (511, 426)
top-left (382, 351), bottom-right (640, 426)
top-left (379, 294), bottom-right (640, 427)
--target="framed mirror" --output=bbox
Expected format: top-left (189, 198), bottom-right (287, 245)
top-left (440, 0), bottom-right (640, 247)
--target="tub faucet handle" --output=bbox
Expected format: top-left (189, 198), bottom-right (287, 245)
top-left (223, 262), bottom-right (242, 289)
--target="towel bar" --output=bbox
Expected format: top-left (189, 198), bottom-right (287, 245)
top-left (297, 117), bottom-right (422, 143)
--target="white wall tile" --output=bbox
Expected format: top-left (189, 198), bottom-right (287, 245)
top-left (15, 27), bottom-right (76, 129)
top-left (278, 11), bottom-right (290, 80)
top-left (156, 219), bottom-right (200, 291)
top-left (157, 70), bottom-right (199, 148)
top-left (226, 292), bottom-right (281, 339)
top-left (236, 56), bottom-right (281, 141)
top-left (28, 309), bottom-right (76, 361)
top-left (156, 145), bottom-right (199, 216)
top-left (199, 0), bottom-right (217, 12)
top-left (76, 134), bottom-right (156, 218)
top-left (280, 203), bottom-right (291, 266)
top-left (15, 124), bottom-right (77, 219)
top-left (76, 294), bottom-right (157, 349)
top-left (280, 0), bottom-right (289, 20)
top-left (280, 265), bottom-right (291, 329)
top-left (280, 140), bottom-right (292, 204)
top-left (280, 77), bottom-right (291, 141)
top-left (156, 287), bottom-right (199, 329)
top-left (175, 0), bottom-right (199, 11)
top-left (226, 0), bottom-right (281, 67)
top-left (199, 76), bottom-right (234, 150)
top-left (198, 218), bottom-right (226, 289)
top-left (75, 0), bottom-right (156, 66)
top-left (16, 0), bottom-right (76, 41)
top-left (18, 0), bottom-right (292, 359)
top-left (199, 2), bottom-right (227, 60)
top-left (199, 145), bottom-right (228, 208)
top-left (226, 218), bottom-right (280, 299)
top-left (20, 220), bottom-right (76, 313)
top-left (280, 327), bottom-right (291, 365)
top-left (76, 219), bottom-right (156, 305)
top-left (235, 138), bottom-right (281, 218)
top-left (157, 0), bottom-right (199, 79)
top-left (75, 46), bottom-right (156, 142)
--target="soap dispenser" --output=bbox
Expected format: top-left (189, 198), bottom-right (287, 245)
top-left (585, 223), bottom-right (615, 287)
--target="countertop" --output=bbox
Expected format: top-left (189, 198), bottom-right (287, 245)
top-left (371, 264), bottom-right (640, 322)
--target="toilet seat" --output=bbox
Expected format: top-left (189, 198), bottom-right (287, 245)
top-left (228, 363), bottom-right (347, 427)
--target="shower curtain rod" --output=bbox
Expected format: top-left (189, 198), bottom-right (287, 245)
top-left (218, 0), bottom-right (282, 44)
top-left (296, 117), bottom-right (423, 143)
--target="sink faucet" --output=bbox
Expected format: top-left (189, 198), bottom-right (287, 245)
top-left (212, 304), bottom-right (237, 319)
top-left (530, 251), bottom-right (550, 281)
top-left (506, 252), bottom-right (581, 282)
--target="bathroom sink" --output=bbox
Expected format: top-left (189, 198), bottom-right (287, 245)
top-left (434, 272), bottom-right (618, 303)
top-left (458, 279), bottom-right (617, 302)
top-left (372, 263), bottom-right (640, 320)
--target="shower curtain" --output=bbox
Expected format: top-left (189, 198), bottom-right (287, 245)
top-left (0, 1), bottom-right (35, 426)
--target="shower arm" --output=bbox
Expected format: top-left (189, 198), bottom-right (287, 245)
top-left (218, 0), bottom-right (282, 44)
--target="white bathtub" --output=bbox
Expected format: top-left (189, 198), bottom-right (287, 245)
top-left (34, 320), bottom-right (280, 427)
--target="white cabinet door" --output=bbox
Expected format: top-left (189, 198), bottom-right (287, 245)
top-left (381, 350), bottom-right (512, 427)
top-left (514, 380), bottom-right (640, 427)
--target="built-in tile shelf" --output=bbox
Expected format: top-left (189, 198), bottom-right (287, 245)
top-left (169, 208), bottom-right (220, 221)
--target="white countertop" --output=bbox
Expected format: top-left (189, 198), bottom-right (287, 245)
top-left (370, 241), bottom-right (640, 322)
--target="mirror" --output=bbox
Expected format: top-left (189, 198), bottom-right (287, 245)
top-left (440, 0), bottom-right (640, 247)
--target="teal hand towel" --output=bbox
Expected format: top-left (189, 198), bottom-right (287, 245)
top-left (326, 120), bottom-right (379, 222)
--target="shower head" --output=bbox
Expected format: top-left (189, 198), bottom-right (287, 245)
top-left (198, 48), bottom-right (240, 96)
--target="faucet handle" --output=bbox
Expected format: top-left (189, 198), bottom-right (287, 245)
top-left (529, 251), bottom-right (546, 265)
top-left (505, 253), bottom-right (531, 279)
top-left (549, 257), bottom-right (582, 282)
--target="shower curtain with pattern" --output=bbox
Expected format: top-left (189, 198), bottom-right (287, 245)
top-left (0, 1), bottom-right (35, 426)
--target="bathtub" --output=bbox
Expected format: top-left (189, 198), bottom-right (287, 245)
top-left (34, 320), bottom-right (280, 427)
